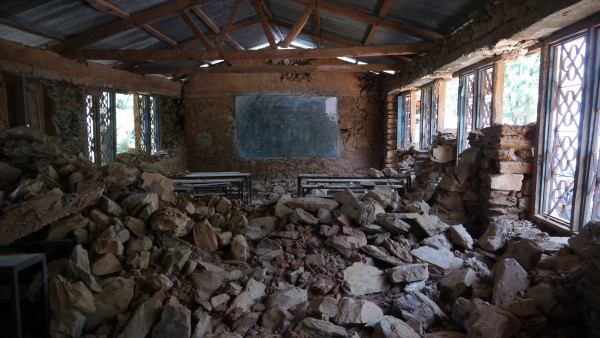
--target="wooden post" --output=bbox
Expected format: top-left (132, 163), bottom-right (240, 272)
top-left (492, 60), bottom-right (505, 124)
top-left (436, 79), bottom-right (447, 131)
top-left (409, 91), bottom-right (417, 144)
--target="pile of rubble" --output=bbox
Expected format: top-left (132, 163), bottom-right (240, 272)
top-left (0, 126), bottom-right (595, 338)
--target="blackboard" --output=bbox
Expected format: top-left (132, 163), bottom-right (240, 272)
top-left (235, 95), bottom-right (338, 158)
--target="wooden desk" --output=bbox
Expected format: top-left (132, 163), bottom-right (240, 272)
top-left (170, 172), bottom-right (252, 203)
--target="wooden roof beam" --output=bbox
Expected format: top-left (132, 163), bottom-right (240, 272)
top-left (215, 0), bottom-right (243, 49)
top-left (364, 0), bottom-right (393, 46)
top-left (280, 0), bottom-right (316, 48)
top-left (66, 43), bottom-right (432, 61)
top-left (51, 0), bottom-right (208, 53)
top-left (189, 6), bottom-right (244, 50)
top-left (131, 63), bottom-right (403, 74)
top-left (85, 0), bottom-right (177, 46)
top-left (179, 9), bottom-right (213, 49)
top-left (292, 0), bottom-right (442, 41)
top-left (250, 0), bottom-right (277, 48)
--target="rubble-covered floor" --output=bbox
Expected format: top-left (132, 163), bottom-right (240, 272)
top-left (0, 126), bottom-right (598, 338)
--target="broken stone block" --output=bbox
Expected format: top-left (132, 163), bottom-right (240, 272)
top-left (227, 278), bottom-right (266, 314)
top-left (506, 298), bottom-right (537, 317)
top-left (432, 146), bottom-right (454, 163)
top-left (265, 286), bottom-right (307, 311)
top-left (47, 213), bottom-right (89, 240)
top-left (128, 236), bottom-right (152, 252)
top-left (217, 231), bottom-right (233, 247)
top-left (394, 291), bottom-right (448, 330)
top-left (369, 168), bottom-right (385, 178)
top-left (66, 244), bottom-right (101, 292)
top-left (192, 309), bottom-right (212, 338)
top-left (496, 161), bottom-right (533, 174)
top-left (388, 263), bottom-right (429, 283)
top-left (255, 238), bottom-right (283, 261)
top-left (151, 207), bottom-right (193, 237)
top-left (333, 189), bottom-right (357, 206)
top-left (492, 258), bottom-right (529, 309)
top-left (463, 298), bottom-right (520, 338)
top-left (568, 220), bottom-right (600, 256)
top-left (500, 239), bottom-right (542, 271)
top-left (190, 269), bottom-right (241, 297)
top-left (477, 219), bottom-right (510, 251)
top-left (125, 216), bottom-right (146, 238)
top-left (361, 245), bottom-right (403, 266)
top-left (118, 297), bottom-right (163, 338)
top-left (337, 197), bottom-right (385, 225)
top-left (50, 308), bottom-right (86, 338)
top-left (290, 208), bottom-right (319, 225)
top-left (327, 230), bottom-right (367, 258)
top-left (193, 220), bottom-right (218, 252)
top-left (92, 237), bottom-right (124, 256)
top-left (448, 224), bottom-right (474, 250)
top-left (382, 238), bottom-right (413, 262)
top-left (99, 196), bottom-right (122, 217)
top-left (299, 317), bottom-right (348, 337)
top-left (152, 296), bottom-right (191, 338)
top-left (85, 277), bottom-right (134, 331)
top-left (411, 246), bottom-right (464, 270)
top-left (243, 216), bottom-right (276, 240)
top-left (311, 296), bottom-right (339, 318)
top-left (363, 186), bottom-right (394, 208)
top-left (162, 247), bottom-right (192, 275)
top-left (526, 284), bottom-right (557, 314)
top-left (439, 174), bottom-right (471, 192)
top-left (287, 196), bottom-right (339, 212)
top-left (421, 233), bottom-right (453, 250)
top-left (215, 197), bottom-right (232, 214)
top-left (439, 268), bottom-right (477, 302)
top-left (342, 262), bottom-right (391, 296)
top-left (50, 275), bottom-right (95, 315)
top-left (211, 293), bottom-right (231, 308)
top-left (410, 214), bottom-right (450, 237)
top-left (261, 305), bottom-right (293, 331)
top-left (464, 257), bottom-right (492, 279)
top-left (231, 235), bottom-right (249, 261)
top-left (372, 315), bottom-right (420, 338)
top-left (375, 213), bottom-right (411, 234)
top-left (121, 192), bottom-right (159, 220)
top-left (91, 253), bottom-right (122, 276)
top-left (487, 173), bottom-right (524, 191)
top-left (334, 297), bottom-right (383, 325)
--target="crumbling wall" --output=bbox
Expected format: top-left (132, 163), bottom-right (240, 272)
top-left (44, 80), bottom-right (87, 155)
top-left (184, 62), bottom-right (384, 181)
top-left (156, 96), bottom-right (187, 174)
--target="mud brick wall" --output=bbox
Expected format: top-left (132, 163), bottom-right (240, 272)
top-left (183, 64), bottom-right (385, 181)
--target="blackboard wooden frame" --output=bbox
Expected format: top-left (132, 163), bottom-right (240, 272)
top-left (235, 95), bottom-right (339, 159)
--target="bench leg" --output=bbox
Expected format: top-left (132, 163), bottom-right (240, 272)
top-left (10, 269), bottom-right (21, 338)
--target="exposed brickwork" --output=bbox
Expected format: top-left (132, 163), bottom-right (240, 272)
top-left (384, 95), bottom-right (398, 168)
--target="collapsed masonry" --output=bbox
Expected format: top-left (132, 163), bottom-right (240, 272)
top-left (0, 126), bottom-right (597, 338)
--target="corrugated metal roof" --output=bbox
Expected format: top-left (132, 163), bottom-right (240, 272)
top-left (109, 0), bottom-right (171, 15)
top-left (227, 23), bottom-right (268, 49)
top-left (90, 28), bottom-right (167, 50)
top-left (199, 0), bottom-right (257, 29)
top-left (386, 0), bottom-right (479, 35)
top-left (0, 23), bottom-right (53, 47)
top-left (150, 13), bottom-right (196, 43)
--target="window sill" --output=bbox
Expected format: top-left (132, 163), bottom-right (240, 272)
top-left (532, 214), bottom-right (574, 235)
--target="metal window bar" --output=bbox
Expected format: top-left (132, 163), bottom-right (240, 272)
top-left (477, 66), bottom-right (494, 129)
top-left (431, 85), bottom-right (439, 143)
top-left (541, 34), bottom-right (588, 224)
top-left (457, 73), bottom-right (476, 153)
top-left (420, 87), bottom-right (432, 149)
top-left (403, 94), bottom-right (412, 147)
top-left (397, 95), bottom-right (405, 148)
top-left (85, 95), bottom-right (98, 163)
top-left (150, 96), bottom-right (160, 153)
top-left (138, 94), bottom-right (150, 153)
top-left (585, 27), bottom-right (600, 223)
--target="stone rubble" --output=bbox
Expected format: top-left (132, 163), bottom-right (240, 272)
top-left (0, 125), bottom-right (595, 337)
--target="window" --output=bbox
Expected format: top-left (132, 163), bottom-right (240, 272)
top-left (444, 78), bottom-right (459, 131)
top-left (503, 53), bottom-right (540, 125)
top-left (457, 66), bottom-right (494, 153)
top-left (419, 85), bottom-right (438, 149)
top-left (86, 91), bottom-right (159, 164)
top-left (397, 93), bottom-right (412, 148)
top-left (536, 26), bottom-right (600, 231)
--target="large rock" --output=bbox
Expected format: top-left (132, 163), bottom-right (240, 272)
top-left (311, 296), bottom-right (339, 318)
top-left (337, 197), bottom-right (385, 225)
top-left (327, 230), bottom-right (367, 258)
top-left (47, 213), bottom-right (89, 240)
top-left (151, 207), bottom-right (193, 237)
top-left (265, 287), bottom-right (307, 311)
top-left (118, 297), bottom-right (163, 338)
top-left (363, 186), bottom-right (394, 208)
top-left (361, 245), bottom-right (404, 266)
top-left (299, 318), bottom-right (348, 337)
top-left (190, 269), bottom-right (241, 297)
top-left (151, 296), bottom-right (191, 338)
top-left (261, 305), bottom-right (293, 331)
top-left (487, 174), bottom-right (524, 191)
top-left (193, 220), bottom-right (218, 252)
top-left (342, 262), bottom-right (391, 296)
top-left (463, 298), bottom-right (520, 338)
top-left (421, 234), bottom-right (453, 250)
top-left (477, 219), bottom-right (511, 251)
top-left (439, 268), bottom-right (477, 302)
top-left (162, 247), bottom-right (192, 275)
top-left (66, 244), bottom-right (101, 292)
top-left (411, 246), bottom-right (464, 270)
top-left (568, 220), bottom-right (600, 256)
top-left (394, 291), bottom-right (448, 330)
top-left (448, 224), bottom-right (474, 250)
top-left (91, 253), bottom-right (122, 276)
top-left (192, 309), bottom-right (212, 338)
top-left (492, 258), bottom-right (529, 309)
top-left (410, 214), bottom-right (450, 237)
top-left (231, 235), bottom-right (250, 261)
top-left (500, 239), bottom-right (542, 271)
top-left (375, 213), bottom-right (411, 234)
top-left (227, 278), bottom-right (266, 314)
top-left (286, 196), bottom-right (339, 212)
top-left (85, 277), bottom-right (135, 331)
top-left (388, 263), bottom-right (429, 283)
top-left (372, 315), bottom-right (420, 338)
top-left (121, 192), bottom-right (159, 220)
top-left (334, 297), bottom-right (383, 325)
top-left (50, 275), bottom-right (95, 315)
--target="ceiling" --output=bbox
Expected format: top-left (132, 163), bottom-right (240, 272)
top-left (0, 0), bottom-right (489, 77)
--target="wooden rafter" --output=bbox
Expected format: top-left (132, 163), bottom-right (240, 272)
top-left (250, 0), bottom-right (277, 48)
top-left (51, 0), bottom-right (208, 53)
top-left (292, 0), bottom-right (442, 41)
top-left (85, 0), bottom-right (178, 46)
top-left (280, 0), bottom-right (316, 48)
top-left (179, 9), bottom-right (213, 49)
top-left (66, 43), bottom-right (431, 62)
top-left (364, 0), bottom-right (393, 46)
top-left (314, 6), bottom-right (321, 48)
top-left (259, 0), bottom-right (284, 41)
top-left (189, 7), bottom-right (244, 50)
top-left (215, 0), bottom-right (243, 49)
top-left (131, 63), bottom-right (403, 74)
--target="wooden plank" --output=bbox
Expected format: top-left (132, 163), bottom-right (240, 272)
top-left (215, 0), bottom-right (243, 49)
top-left (131, 63), bottom-right (403, 74)
top-left (180, 9), bottom-right (213, 49)
top-left (364, 0), bottom-right (393, 46)
top-left (492, 60), bottom-right (505, 124)
top-left (280, 0), bottom-right (316, 48)
top-left (250, 0), bottom-right (277, 48)
top-left (293, 0), bottom-right (442, 42)
top-left (189, 6), bottom-right (245, 50)
top-left (51, 0), bottom-right (208, 53)
top-left (67, 43), bottom-right (433, 61)
top-left (141, 25), bottom-right (177, 46)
